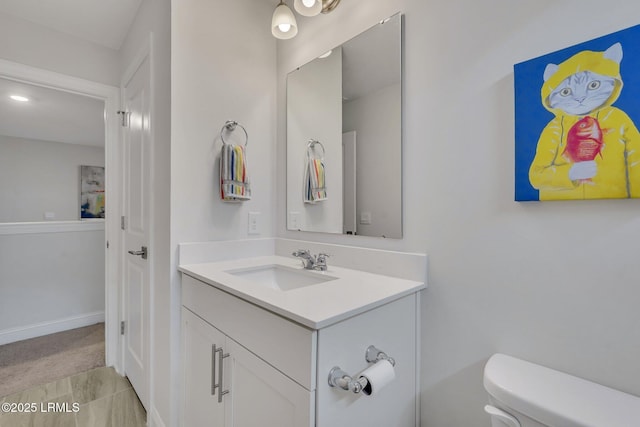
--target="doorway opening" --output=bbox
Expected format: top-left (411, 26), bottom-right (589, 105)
top-left (0, 59), bottom-right (121, 377)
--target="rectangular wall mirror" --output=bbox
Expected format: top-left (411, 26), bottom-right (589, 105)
top-left (286, 13), bottom-right (402, 238)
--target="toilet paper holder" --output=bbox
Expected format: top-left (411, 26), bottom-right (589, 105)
top-left (328, 345), bottom-right (395, 394)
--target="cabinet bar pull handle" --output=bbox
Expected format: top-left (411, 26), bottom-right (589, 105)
top-left (211, 344), bottom-right (217, 396)
top-left (216, 347), bottom-right (230, 403)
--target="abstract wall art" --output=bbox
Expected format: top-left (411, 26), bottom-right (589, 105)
top-left (80, 165), bottom-right (105, 218)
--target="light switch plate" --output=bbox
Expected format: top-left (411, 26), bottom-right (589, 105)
top-left (289, 211), bottom-right (301, 230)
top-left (248, 212), bottom-right (261, 235)
top-left (360, 211), bottom-right (372, 225)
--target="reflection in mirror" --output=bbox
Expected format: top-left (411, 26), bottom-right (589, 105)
top-left (0, 78), bottom-right (105, 223)
top-left (286, 13), bottom-right (402, 238)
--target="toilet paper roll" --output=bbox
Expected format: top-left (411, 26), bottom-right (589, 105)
top-left (359, 359), bottom-right (396, 396)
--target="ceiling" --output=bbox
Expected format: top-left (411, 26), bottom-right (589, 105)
top-left (0, 0), bottom-right (142, 147)
top-left (0, 0), bottom-right (142, 50)
top-left (0, 78), bottom-right (105, 147)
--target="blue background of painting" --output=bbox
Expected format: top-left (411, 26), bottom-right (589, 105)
top-left (514, 24), bottom-right (640, 201)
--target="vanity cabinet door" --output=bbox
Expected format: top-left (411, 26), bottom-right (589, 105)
top-left (225, 338), bottom-right (314, 427)
top-left (182, 308), bottom-right (226, 426)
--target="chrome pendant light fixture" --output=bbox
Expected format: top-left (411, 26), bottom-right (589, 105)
top-left (320, 0), bottom-right (341, 14)
top-left (272, 0), bottom-right (298, 39)
top-left (272, 0), bottom-right (341, 39)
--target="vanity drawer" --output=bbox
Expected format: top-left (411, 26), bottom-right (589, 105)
top-left (181, 274), bottom-right (317, 391)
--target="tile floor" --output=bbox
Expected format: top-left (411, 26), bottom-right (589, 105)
top-left (0, 366), bottom-right (146, 427)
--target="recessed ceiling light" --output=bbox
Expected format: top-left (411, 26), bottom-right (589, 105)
top-left (10, 95), bottom-right (29, 102)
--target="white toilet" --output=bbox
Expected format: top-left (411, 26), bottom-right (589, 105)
top-left (483, 353), bottom-right (640, 427)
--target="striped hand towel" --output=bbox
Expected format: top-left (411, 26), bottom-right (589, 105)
top-left (303, 152), bottom-right (327, 203)
top-left (220, 143), bottom-right (251, 201)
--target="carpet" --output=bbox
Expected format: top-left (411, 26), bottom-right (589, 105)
top-left (0, 323), bottom-right (105, 398)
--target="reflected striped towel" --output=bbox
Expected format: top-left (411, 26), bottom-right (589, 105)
top-left (220, 144), bottom-right (251, 201)
top-left (303, 154), bottom-right (327, 203)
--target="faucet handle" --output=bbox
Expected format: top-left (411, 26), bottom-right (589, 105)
top-left (292, 249), bottom-right (310, 257)
top-left (314, 253), bottom-right (330, 271)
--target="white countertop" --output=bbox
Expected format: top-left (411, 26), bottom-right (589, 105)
top-left (179, 255), bottom-right (426, 329)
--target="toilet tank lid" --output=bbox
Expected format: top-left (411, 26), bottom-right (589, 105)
top-left (483, 354), bottom-right (640, 427)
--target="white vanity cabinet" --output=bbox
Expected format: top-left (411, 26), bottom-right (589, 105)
top-left (182, 308), bottom-right (313, 427)
top-left (181, 275), bottom-right (315, 427)
top-left (180, 257), bottom-right (423, 427)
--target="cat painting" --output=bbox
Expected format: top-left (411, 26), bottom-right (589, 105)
top-left (527, 42), bottom-right (640, 200)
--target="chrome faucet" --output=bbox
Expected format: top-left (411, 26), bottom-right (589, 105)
top-left (292, 249), bottom-right (315, 269)
top-left (292, 250), bottom-right (330, 271)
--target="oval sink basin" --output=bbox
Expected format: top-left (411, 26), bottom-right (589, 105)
top-left (226, 264), bottom-right (337, 291)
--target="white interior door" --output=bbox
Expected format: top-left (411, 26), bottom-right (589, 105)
top-left (122, 54), bottom-right (151, 410)
top-left (342, 131), bottom-right (357, 235)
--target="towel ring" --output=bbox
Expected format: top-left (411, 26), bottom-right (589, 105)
top-left (307, 139), bottom-right (325, 159)
top-left (221, 120), bottom-right (248, 146)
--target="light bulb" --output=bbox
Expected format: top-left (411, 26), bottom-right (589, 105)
top-left (294, 0), bottom-right (321, 17)
top-left (278, 23), bottom-right (291, 33)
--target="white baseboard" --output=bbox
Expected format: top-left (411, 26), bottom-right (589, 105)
top-left (148, 407), bottom-right (166, 427)
top-left (0, 311), bottom-right (105, 346)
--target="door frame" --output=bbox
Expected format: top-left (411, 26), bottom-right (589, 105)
top-left (0, 59), bottom-right (122, 370)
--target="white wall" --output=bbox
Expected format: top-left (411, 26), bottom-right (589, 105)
top-left (343, 83), bottom-right (401, 238)
top-left (0, 223), bottom-right (105, 344)
top-left (172, 0), bottom-right (276, 245)
top-left (0, 135), bottom-right (104, 222)
top-left (0, 12), bottom-right (120, 86)
top-left (287, 47), bottom-right (343, 233)
top-left (171, 0), bottom-right (276, 425)
top-left (277, 1), bottom-right (640, 426)
top-left (118, 0), bottom-right (171, 425)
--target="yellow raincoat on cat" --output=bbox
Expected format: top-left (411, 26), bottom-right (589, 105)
top-left (529, 48), bottom-right (640, 200)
